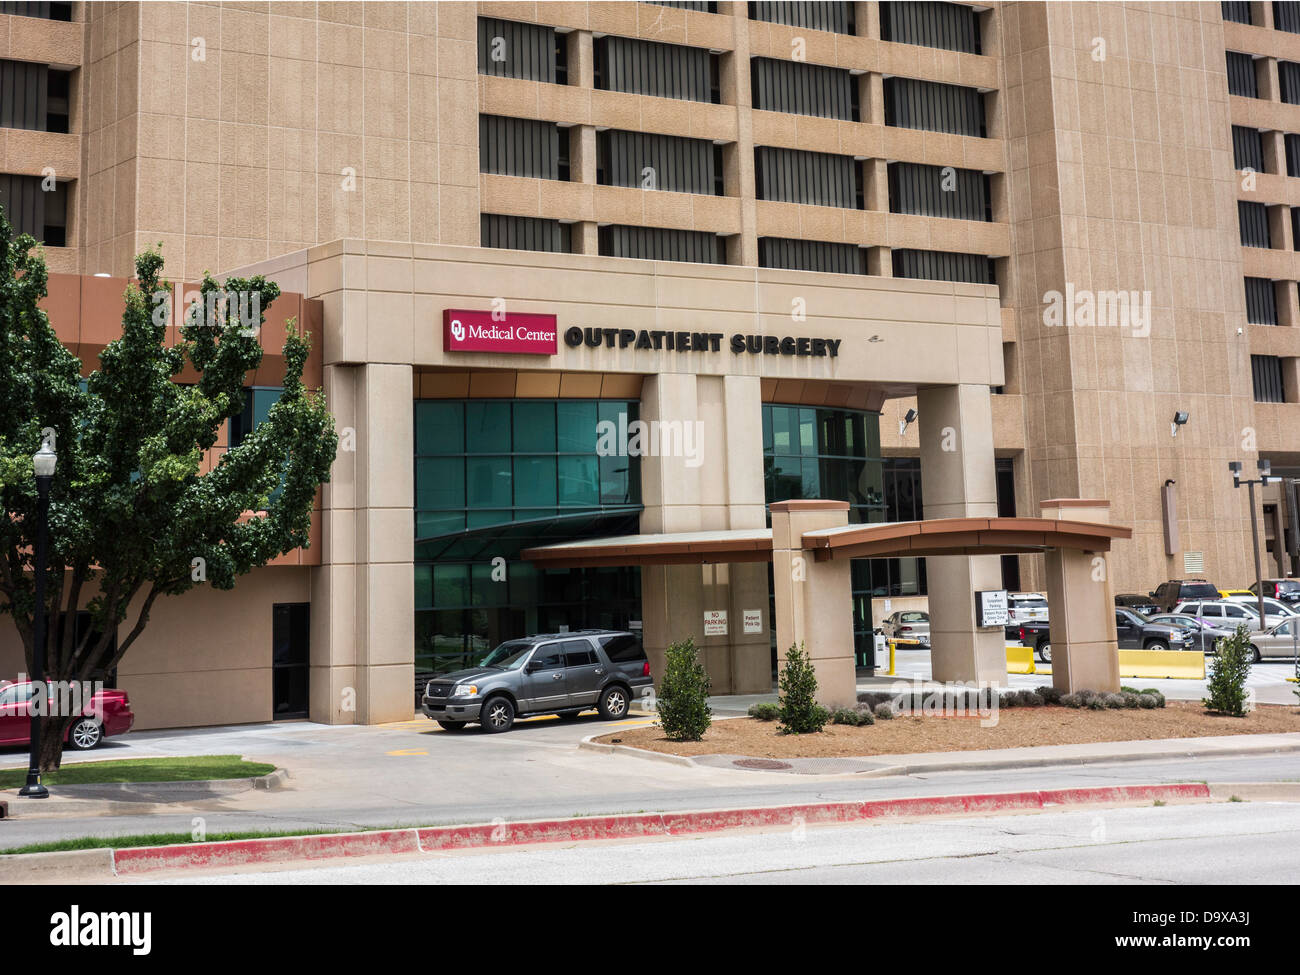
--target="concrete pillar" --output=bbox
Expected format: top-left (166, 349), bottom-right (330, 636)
top-left (770, 500), bottom-right (856, 709)
top-left (1259, 56), bottom-right (1280, 103)
top-left (1040, 499), bottom-right (1120, 694)
top-left (722, 6), bottom-right (758, 267)
top-left (917, 383), bottom-right (1006, 686)
top-left (1263, 130), bottom-right (1285, 176)
top-left (639, 373), bottom-right (769, 693)
top-left (314, 362), bottom-right (415, 724)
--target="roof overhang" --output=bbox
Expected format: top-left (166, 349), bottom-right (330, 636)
top-left (520, 528), bottom-right (773, 567)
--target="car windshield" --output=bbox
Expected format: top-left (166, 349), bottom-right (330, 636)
top-left (1013, 597), bottom-right (1047, 607)
top-left (1278, 581), bottom-right (1300, 594)
top-left (1157, 617), bottom-right (1196, 629)
top-left (479, 641), bottom-right (533, 670)
top-left (900, 612), bottom-right (928, 622)
top-left (1126, 610), bottom-right (1151, 624)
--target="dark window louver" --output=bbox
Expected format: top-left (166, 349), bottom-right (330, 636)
top-left (477, 18), bottom-right (564, 83)
top-left (889, 162), bottom-right (990, 221)
top-left (1275, 2), bottom-right (1300, 32)
top-left (0, 59), bottom-right (48, 131)
top-left (598, 224), bottom-right (726, 264)
top-left (480, 214), bottom-right (572, 253)
top-left (1292, 207), bottom-right (1300, 250)
top-left (754, 146), bottom-right (860, 208)
top-left (1282, 61), bottom-right (1300, 104)
top-left (0, 3), bottom-right (72, 20)
top-left (883, 77), bottom-right (986, 137)
top-left (881, 1), bottom-right (981, 54)
top-left (594, 36), bottom-right (717, 103)
top-left (750, 57), bottom-right (858, 120)
top-left (1233, 125), bottom-right (1265, 172)
top-left (1227, 51), bottom-right (1259, 98)
top-left (748, 2), bottom-right (855, 35)
top-left (892, 249), bottom-right (994, 285)
top-left (648, 1), bottom-right (717, 10)
top-left (1245, 277), bottom-right (1278, 324)
top-left (0, 174), bottom-right (67, 245)
top-left (1287, 133), bottom-right (1300, 176)
top-left (1222, 1), bottom-right (1253, 24)
top-left (598, 130), bottom-right (721, 195)
top-left (758, 237), bottom-right (866, 274)
top-left (479, 116), bottom-right (566, 181)
top-left (1252, 354), bottom-right (1286, 402)
top-left (1239, 201), bottom-right (1271, 248)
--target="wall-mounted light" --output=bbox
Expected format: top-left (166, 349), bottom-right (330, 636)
top-left (1171, 410), bottom-right (1189, 438)
top-left (899, 408), bottom-right (918, 438)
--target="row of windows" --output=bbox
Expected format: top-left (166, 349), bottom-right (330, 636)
top-left (481, 116), bottom-right (991, 220)
top-left (1231, 125), bottom-right (1300, 179)
top-left (1253, 354), bottom-right (1286, 402)
top-left (0, 2), bottom-right (73, 21)
top-left (478, 16), bottom-right (989, 136)
top-left (480, 212), bottom-right (998, 282)
top-left (1223, 1), bottom-right (1300, 31)
top-left (1246, 276), bottom-right (1279, 325)
top-left (1228, 51), bottom-right (1300, 105)
top-left (0, 173), bottom-right (68, 245)
top-left (0, 59), bottom-right (70, 133)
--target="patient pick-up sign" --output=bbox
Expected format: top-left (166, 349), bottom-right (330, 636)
top-left (443, 309), bottom-right (558, 355)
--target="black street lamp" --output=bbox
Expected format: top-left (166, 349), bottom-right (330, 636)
top-left (19, 442), bottom-right (56, 799)
top-left (1229, 458), bottom-right (1274, 629)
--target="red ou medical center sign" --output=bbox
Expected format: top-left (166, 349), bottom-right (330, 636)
top-left (443, 309), bottom-right (558, 355)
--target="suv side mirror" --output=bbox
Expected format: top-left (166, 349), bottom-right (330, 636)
top-left (524, 660), bottom-right (540, 674)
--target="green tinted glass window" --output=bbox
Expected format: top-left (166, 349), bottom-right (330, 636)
top-left (466, 456), bottom-right (512, 507)
top-left (433, 564), bottom-right (469, 608)
top-left (416, 402), bottom-right (464, 455)
top-left (414, 563), bottom-right (433, 610)
top-left (514, 456), bottom-right (558, 507)
top-left (557, 402), bottom-right (599, 452)
top-left (558, 455), bottom-right (599, 506)
top-left (513, 401), bottom-right (556, 452)
top-left (416, 457), bottom-right (464, 510)
top-left (465, 402), bottom-right (511, 453)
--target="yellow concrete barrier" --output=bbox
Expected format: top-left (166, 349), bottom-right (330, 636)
top-left (1118, 649), bottom-right (1205, 680)
top-left (1006, 645), bottom-right (1037, 674)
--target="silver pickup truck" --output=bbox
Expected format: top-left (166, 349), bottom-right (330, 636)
top-left (421, 630), bottom-right (653, 733)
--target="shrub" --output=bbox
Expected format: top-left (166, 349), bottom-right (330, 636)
top-left (1204, 625), bottom-right (1253, 717)
top-left (1015, 690), bottom-right (1045, 707)
top-left (1138, 693), bottom-right (1157, 709)
top-left (1087, 695), bottom-right (1108, 711)
top-left (874, 703), bottom-right (896, 720)
top-left (1141, 688), bottom-right (1166, 708)
top-left (747, 702), bottom-right (779, 722)
top-left (1061, 692), bottom-right (1084, 708)
top-left (1103, 693), bottom-right (1127, 709)
top-left (830, 707), bottom-right (861, 726)
top-left (853, 704), bottom-right (876, 726)
top-left (998, 692), bottom-right (1016, 708)
top-left (1120, 692), bottom-right (1141, 709)
top-left (777, 643), bottom-right (828, 734)
top-left (1036, 685), bottom-right (1063, 705)
top-left (657, 637), bottom-right (712, 741)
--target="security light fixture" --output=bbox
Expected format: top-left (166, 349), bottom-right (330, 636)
top-left (1171, 411), bottom-right (1189, 437)
top-left (899, 408), bottom-right (918, 437)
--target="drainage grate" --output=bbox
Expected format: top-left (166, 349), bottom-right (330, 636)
top-left (733, 758), bottom-right (793, 770)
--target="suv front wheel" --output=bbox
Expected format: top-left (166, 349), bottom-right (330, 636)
top-left (597, 685), bottom-right (630, 720)
top-left (480, 696), bottom-right (516, 733)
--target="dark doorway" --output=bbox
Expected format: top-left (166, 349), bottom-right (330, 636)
top-left (272, 603), bottom-right (309, 719)
top-left (996, 458), bottom-right (1021, 591)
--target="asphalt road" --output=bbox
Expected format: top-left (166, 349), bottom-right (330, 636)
top-left (141, 800), bottom-right (1300, 885)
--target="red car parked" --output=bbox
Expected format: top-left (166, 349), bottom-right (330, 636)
top-left (0, 680), bottom-right (134, 750)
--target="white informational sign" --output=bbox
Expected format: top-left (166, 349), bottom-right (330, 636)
top-left (628, 620), bottom-right (643, 631)
top-left (742, 609), bottom-right (763, 634)
top-left (975, 589), bottom-right (1009, 628)
top-left (883, 599), bottom-right (892, 613)
top-left (704, 610), bottom-right (728, 636)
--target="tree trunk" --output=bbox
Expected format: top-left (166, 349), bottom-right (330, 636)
top-left (38, 715), bottom-right (72, 773)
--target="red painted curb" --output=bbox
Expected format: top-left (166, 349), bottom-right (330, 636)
top-left (110, 783), bottom-right (1211, 875)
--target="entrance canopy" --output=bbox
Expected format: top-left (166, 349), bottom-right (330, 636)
top-left (520, 516), bottom-right (1131, 566)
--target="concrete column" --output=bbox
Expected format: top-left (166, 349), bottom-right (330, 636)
top-left (770, 501), bottom-right (856, 709)
top-left (1040, 499), bottom-right (1120, 694)
top-left (1263, 130), bottom-right (1285, 176)
top-left (865, 73), bottom-right (885, 126)
top-left (1276, 280), bottom-right (1297, 327)
top-left (864, 158), bottom-right (889, 211)
top-left (724, 5), bottom-right (758, 266)
top-left (1259, 56), bottom-right (1280, 103)
top-left (315, 362), bottom-right (415, 724)
top-left (917, 383), bottom-right (1005, 686)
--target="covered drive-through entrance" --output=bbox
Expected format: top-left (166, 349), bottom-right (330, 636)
top-left (523, 498), bottom-right (1131, 707)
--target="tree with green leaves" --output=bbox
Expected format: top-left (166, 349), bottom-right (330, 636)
top-left (0, 212), bottom-right (337, 770)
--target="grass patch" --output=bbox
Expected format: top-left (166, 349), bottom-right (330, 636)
top-left (0, 755), bottom-right (274, 790)
top-left (0, 828), bottom-right (332, 856)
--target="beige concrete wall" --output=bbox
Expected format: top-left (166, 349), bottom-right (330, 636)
top-left (0, 566), bottom-right (311, 731)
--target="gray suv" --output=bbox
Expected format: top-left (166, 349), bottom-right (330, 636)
top-left (421, 630), bottom-right (653, 733)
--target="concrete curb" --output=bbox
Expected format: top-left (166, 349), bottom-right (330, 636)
top-left (582, 732), bottom-right (1300, 777)
top-left (0, 782), bottom-right (1214, 879)
top-left (0, 769), bottom-right (287, 817)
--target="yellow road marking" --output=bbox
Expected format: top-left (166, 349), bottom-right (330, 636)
top-left (386, 748), bottom-right (429, 756)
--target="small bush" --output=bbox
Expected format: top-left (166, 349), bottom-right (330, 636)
top-left (853, 704), bottom-right (876, 726)
top-left (830, 708), bottom-right (861, 726)
top-left (1016, 690), bottom-right (1045, 707)
top-left (777, 643), bottom-right (828, 734)
top-left (1204, 625), bottom-right (1253, 717)
top-left (1121, 692), bottom-right (1141, 709)
top-left (1137, 694), bottom-right (1157, 709)
top-left (998, 692), bottom-right (1016, 708)
top-left (657, 637), bottom-right (712, 742)
top-left (1036, 685), bottom-right (1063, 705)
top-left (747, 702), bottom-right (779, 722)
top-left (1087, 695), bottom-right (1108, 711)
top-left (1141, 688), bottom-right (1166, 708)
top-left (1061, 692), bottom-right (1084, 708)
top-left (1103, 693), bottom-right (1127, 709)
top-left (874, 703), bottom-right (896, 720)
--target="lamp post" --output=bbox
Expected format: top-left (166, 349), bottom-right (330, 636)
top-left (1229, 459), bottom-right (1274, 629)
top-left (18, 442), bottom-right (56, 799)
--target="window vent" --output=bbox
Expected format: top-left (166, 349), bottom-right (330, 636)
top-left (1183, 552), bottom-right (1205, 574)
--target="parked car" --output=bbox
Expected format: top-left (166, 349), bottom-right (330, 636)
top-left (420, 630), bottom-right (652, 733)
top-left (1150, 579), bottom-right (1220, 613)
top-left (880, 611), bottom-right (930, 646)
top-left (1005, 619), bottom-right (1052, 662)
top-left (1250, 579), bottom-right (1300, 605)
top-left (1224, 594), bottom-right (1298, 618)
top-left (1173, 599), bottom-right (1285, 630)
top-left (1007, 592), bottom-right (1049, 624)
top-left (1147, 613), bottom-right (1235, 654)
top-left (0, 680), bottom-right (134, 750)
top-left (1239, 617), bottom-right (1300, 663)
top-left (1114, 608), bottom-right (1195, 651)
top-left (1115, 593), bottom-right (1160, 615)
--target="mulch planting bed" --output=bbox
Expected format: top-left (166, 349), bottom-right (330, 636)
top-left (598, 701), bottom-right (1300, 759)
